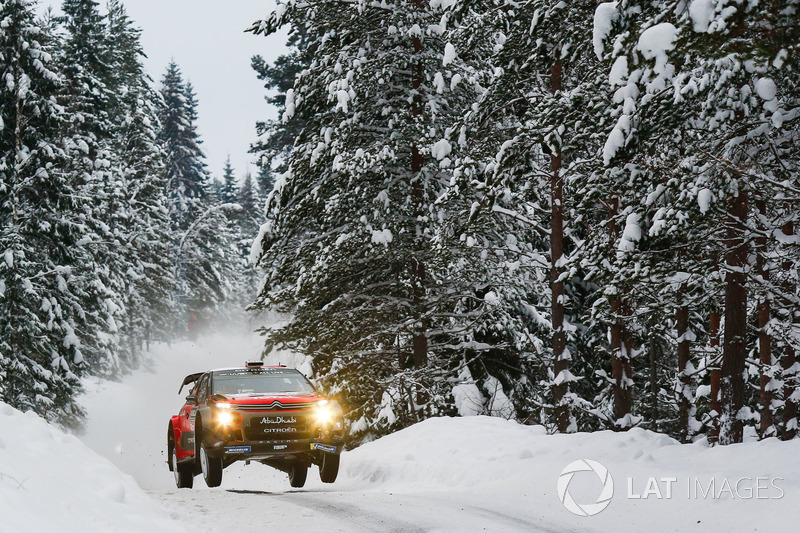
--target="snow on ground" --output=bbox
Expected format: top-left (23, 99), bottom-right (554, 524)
top-left (0, 402), bottom-right (184, 533)
top-left (343, 417), bottom-right (800, 531)
top-left (70, 328), bottom-right (800, 532)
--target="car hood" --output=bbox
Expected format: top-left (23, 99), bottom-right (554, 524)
top-left (220, 393), bottom-right (322, 406)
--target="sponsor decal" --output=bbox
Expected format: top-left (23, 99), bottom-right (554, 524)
top-left (261, 416), bottom-right (297, 424)
top-left (226, 446), bottom-right (251, 454)
top-left (311, 443), bottom-right (337, 453)
top-left (264, 427), bottom-right (296, 433)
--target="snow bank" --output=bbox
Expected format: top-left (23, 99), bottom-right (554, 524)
top-left (0, 402), bottom-right (184, 533)
top-left (341, 416), bottom-right (800, 531)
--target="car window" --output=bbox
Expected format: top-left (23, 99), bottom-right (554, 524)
top-left (213, 373), bottom-right (315, 395)
top-left (196, 374), bottom-right (210, 403)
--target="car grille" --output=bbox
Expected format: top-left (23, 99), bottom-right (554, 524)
top-left (244, 413), bottom-right (312, 440)
top-left (236, 401), bottom-right (315, 412)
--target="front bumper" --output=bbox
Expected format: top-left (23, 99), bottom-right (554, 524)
top-left (203, 407), bottom-right (344, 461)
top-left (210, 438), bottom-right (343, 461)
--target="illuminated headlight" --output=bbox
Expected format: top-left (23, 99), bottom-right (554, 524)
top-left (313, 400), bottom-right (343, 428)
top-left (216, 402), bottom-right (232, 409)
top-left (313, 403), bottom-right (334, 426)
top-left (216, 410), bottom-right (240, 427)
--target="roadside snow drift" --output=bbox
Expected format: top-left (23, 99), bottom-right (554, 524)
top-left (0, 402), bottom-right (184, 533)
top-left (341, 416), bottom-right (800, 532)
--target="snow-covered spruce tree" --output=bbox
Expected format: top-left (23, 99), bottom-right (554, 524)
top-left (158, 62), bottom-right (207, 228)
top-left (105, 0), bottom-right (176, 357)
top-left (46, 0), bottom-right (130, 376)
top-left (447, 0), bottom-right (610, 432)
top-left (237, 171), bottom-right (261, 238)
top-left (0, 0), bottom-right (89, 425)
top-left (59, 0), bottom-right (113, 140)
top-left (220, 156), bottom-right (238, 204)
top-left (590, 0), bottom-right (800, 443)
top-left (251, 27), bottom-right (310, 185)
top-left (249, 0), bottom-right (503, 440)
top-left (228, 171), bottom-right (262, 310)
top-left (158, 61), bottom-right (239, 327)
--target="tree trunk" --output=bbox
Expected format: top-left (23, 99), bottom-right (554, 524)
top-left (549, 59), bottom-right (570, 433)
top-left (756, 200), bottom-right (774, 437)
top-left (609, 198), bottom-right (633, 427)
top-left (781, 221), bottom-right (797, 440)
top-left (720, 187), bottom-right (748, 445)
top-left (709, 310), bottom-right (722, 443)
top-left (648, 331), bottom-right (659, 430)
top-left (677, 298), bottom-right (692, 443)
top-left (409, 0), bottom-right (427, 370)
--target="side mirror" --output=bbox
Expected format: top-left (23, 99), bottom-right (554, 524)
top-left (185, 394), bottom-right (198, 405)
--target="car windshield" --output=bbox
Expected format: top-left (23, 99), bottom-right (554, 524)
top-left (213, 373), bottom-right (315, 395)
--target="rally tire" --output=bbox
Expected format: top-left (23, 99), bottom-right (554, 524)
top-left (319, 452), bottom-right (340, 483)
top-left (199, 445), bottom-right (223, 487)
top-left (289, 462), bottom-right (308, 488)
top-left (172, 447), bottom-right (194, 489)
top-left (196, 420), bottom-right (223, 488)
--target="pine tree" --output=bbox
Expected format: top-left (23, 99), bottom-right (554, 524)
top-left (447, 0), bottom-right (611, 432)
top-left (105, 0), bottom-right (175, 358)
top-left (220, 156), bottom-right (238, 204)
top-left (587, 0), bottom-right (800, 444)
top-left (249, 0), bottom-right (501, 439)
top-left (237, 171), bottom-right (261, 237)
top-left (158, 61), bottom-right (207, 227)
top-left (59, 0), bottom-right (113, 141)
top-left (56, 0), bottom-right (140, 375)
top-left (157, 61), bottom-right (238, 326)
top-left (255, 167), bottom-right (274, 200)
top-left (250, 28), bottom-right (309, 180)
top-left (0, 0), bottom-right (90, 426)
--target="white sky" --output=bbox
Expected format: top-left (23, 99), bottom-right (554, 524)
top-left (40, 0), bottom-right (289, 185)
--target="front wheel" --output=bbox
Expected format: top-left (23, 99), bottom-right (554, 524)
top-left (172, 447), bottom-right (193, 489)
top-left (319, 452), bottom-right (340, 483)
top-left (289, 462), bottom-right (308, 488)
top-left (199, 444), bottom-right (223, 487)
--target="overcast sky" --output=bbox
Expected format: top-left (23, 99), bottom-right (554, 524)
top-left (41, 0), bottom-right (288, 185)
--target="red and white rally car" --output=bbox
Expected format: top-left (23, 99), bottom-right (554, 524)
top-left (167, 361), bottom-right (345, 488)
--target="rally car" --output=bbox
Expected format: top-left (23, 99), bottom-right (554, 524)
top-left (167, 361), bottom-right (345, 489)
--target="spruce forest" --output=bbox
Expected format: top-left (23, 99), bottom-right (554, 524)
top-left (2, 0), bottom-right (798, 450)
top-left (0, 0), bottom-right (259, 426)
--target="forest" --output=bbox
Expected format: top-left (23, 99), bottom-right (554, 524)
top-left (0, 0), bottom-right (263, 426)
top-left (1, 0), bottom-right (798, 448)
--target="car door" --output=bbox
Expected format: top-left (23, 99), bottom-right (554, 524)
top-left (179, 380), bottom-right (198, 429)
top-left (189, 373), bottom-right (210, 425)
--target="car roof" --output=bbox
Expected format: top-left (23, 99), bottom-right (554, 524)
top-left (211, 366), bottom-right (303, 375)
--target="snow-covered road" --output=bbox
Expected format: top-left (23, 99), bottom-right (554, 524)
top-left (153, 487), bottom-right (554, 532)
top-left (75, 329), bottom-right (800, 533)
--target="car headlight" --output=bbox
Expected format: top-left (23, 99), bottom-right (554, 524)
top-left (313, 400), bottom-right (343, 427)
top-left (313, 403), bottom-right (333, 425)
top-left (216, 409), bottom-right (240, 427)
